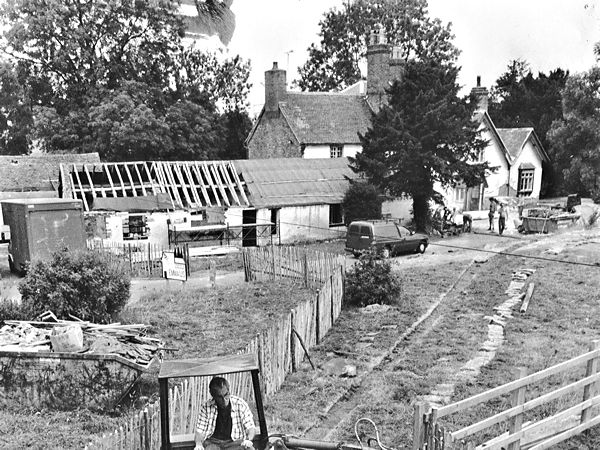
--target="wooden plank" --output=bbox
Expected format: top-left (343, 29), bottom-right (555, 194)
top-left (104, 164), bottom-right (118, 197)
top-left (229, 161), bottom-right (249, 206)
top-left (83, 164), bottom-right (102, 198)
top-left (72, 164), bottom-right (90, 211)
top-left (507, 368), bottom-right (527, 450)
top-left (192, 162), bottom-right (212, 206)
top-left (133, 163), bottom-right (148, 196)
top-left (123, 163), bottom-right (138, 197)
top-left (438, 347), bottom-right (600, 418)
top-left (581, 340), bottom-right (600, 424)
top-left (520, 283), bottom-right (535, 313)
top-left (413, 402), bottom-right (428, 450)
top-left (209, 163), bottom-right (230, 206)
top-left (452, 370), bottom-right (600, 440)
top-left (162, 163), bottom-right (184, 208)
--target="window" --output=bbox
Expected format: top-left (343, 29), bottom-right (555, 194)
top-left (123, 214), bottom-right (148, 240)
top-left (454, 186), bottom-right (466, 202)
top-left (518, 169), bottom-right (534, 196)
top-left (330, 144), bottom-right (343, 158)
top-left (329, 204), bottom-right (344, 227)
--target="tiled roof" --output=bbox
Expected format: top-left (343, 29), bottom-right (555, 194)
top-left (279, 93), bottom-right (373, 145)
top-left (0, 153), bottom-right (100, 192)
top-left (497, 128), bottom-right (534, 160)
top-left (236, 157), bottom-right (359, 208)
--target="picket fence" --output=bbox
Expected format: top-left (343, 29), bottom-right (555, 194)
top-left (87, 240), bottom-right (190, 278)
top-left (86, 245), bottom-right (345, 450)
top-left (413, 341), bottom-right (600, 450)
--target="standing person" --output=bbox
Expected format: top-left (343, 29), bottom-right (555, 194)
top-left (195, 377), bottom-right (256, 450)
top-left (488, 198), bottom-right (497, 231)
top-left (498, 203), bottom-right (508, 235)
top-left (462, 212), bottom-right (472, 233)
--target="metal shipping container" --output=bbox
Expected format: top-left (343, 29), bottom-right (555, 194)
top-left (1, 198), bottom-right (85, 274)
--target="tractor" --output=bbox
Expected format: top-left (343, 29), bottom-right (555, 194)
top-left (159, 353), bottom-right (393, 450)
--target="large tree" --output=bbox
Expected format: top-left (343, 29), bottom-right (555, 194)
top-left (0, 0), bottom-right (252, 159)
top-left (547, 67), bottom-right (600, 201)
top-left (489, 60), bottom-right (568, 196)
top-left (295, 0), bottom-right (458, 92)
top-left (353, 60), bottom-right (489, 231)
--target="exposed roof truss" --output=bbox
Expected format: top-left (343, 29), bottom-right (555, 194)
top-left (60, 161), bottom-right (249, 212)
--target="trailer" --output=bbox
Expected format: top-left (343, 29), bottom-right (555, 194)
top-left (1, 198), bottom-right (86, 274)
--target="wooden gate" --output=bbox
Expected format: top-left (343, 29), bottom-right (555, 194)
top-left (413, 341), bottom-right (600, 449)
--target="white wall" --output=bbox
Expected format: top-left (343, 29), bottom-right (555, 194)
top-left (382, 198), bottom-right (413, 224)
top-left (303, 144), bottom-right (362, 159)
top-left (510, 139), bottom-right (544, 198)
top-left (279, 204), bottom-right (345, 244)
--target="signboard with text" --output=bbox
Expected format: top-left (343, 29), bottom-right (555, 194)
top-left (161, 251), bottom-right (187, 281)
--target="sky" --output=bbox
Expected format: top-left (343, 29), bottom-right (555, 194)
top-left (204, 0), bottom-right (600, 116)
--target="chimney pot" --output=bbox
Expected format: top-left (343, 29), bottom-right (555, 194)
top-left (272, 62), bottom-right (278, 70)
top-left (477, 75), bottom-right (481, 87)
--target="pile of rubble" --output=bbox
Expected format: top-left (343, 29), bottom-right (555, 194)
top-left (0, 311), bottom-right (164, 368)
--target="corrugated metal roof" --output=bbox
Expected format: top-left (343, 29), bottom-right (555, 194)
top-left (236, 157), bottom-right (358, 208)
top-left (279, 93), bottom-right (372, 145)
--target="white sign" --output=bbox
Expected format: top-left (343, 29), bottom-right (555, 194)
top-left (161, 251), bottom-right (187, 281)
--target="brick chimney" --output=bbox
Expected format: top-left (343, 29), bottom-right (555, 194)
top-left (366, 28), bottom-right (391, 113)
top-left (388, 45), bottom-right (405, 87)
top-left (470, 76), bottom-right (489, 112)
top-left (265, 62), bottom-right (286, 116)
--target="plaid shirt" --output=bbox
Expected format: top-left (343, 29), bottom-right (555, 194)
top-left (196, 395), bottom-right (255, 441)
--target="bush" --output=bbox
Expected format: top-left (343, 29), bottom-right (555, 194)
top-left (342, 181), bottom-right (383, 225)
top-left (0, 299), bottom-right (28, 325)
top-left (18, 249), bottom-right (131, 323)
top-left (344, 254), bottom-right (402, 307)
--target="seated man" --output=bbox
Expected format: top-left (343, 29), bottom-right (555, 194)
top-left (195, 377), bottom-right (256, 450)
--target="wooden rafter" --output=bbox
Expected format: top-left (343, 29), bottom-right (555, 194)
top-left (143, 162), bottom-right (159, 196)
top-left (229, 163), bottom-right (249, 206)
top-left (161, 162), bottom-right (184, 208)
top-left (192, 162), bottom-right (212, 206)
top-left (172, 163), bottom-right (193, 208)
top-left (218, 162), bottom-right (240, 206)
top-left (72, 164), bottom-right (89, 211)
top-left (202, 163), bottom-right (221, 206)
top-left (83, 164), bottom-right (101, 198)
top-left (104, 165), bottom-right (118, 197)
top-left (209, 163), bottom-right (230, 206)
top-left (182, 163), bottom-right (202, 207)
top-left (133, 164), bottom-right (148, 196)
top-left (113, 163), bottom-right (128, 196)
top-left (123, 164), bottom-right (138, 197)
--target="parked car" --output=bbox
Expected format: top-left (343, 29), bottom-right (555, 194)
top-left (345, 220), bottom-right (429, 258)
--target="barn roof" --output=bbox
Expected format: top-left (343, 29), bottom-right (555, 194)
top-left (0, 153), bottom-right (100, 193)
top-left (235, 157), bottom-right (358, 208)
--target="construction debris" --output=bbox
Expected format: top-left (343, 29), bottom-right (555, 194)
top-left (0, 311), bottom-right (164, 368)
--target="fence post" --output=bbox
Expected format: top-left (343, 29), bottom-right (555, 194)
top-left (303, 252), bottom-right (308, 288)
top-left (581, 340), bottom-right (600, 425)
top-left (147, 242), bottom-right (152, 277)
top-left (507, 367), bottom-right (527, 450)
top-left (315, 289), bottom-right (320, 344)
top-left (412, 402), bottom-right (428, 450)
top-left (290, 309), bottom-right (296, 372)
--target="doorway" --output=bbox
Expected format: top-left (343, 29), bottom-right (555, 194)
top-left (242, 209), bottom-right (257, 247)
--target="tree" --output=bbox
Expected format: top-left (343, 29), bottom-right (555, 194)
top-left (353, 60), bottom-right (489, 231)
top-left (0, 0), bottom-right (252, 159)
top-left (0, 61), bottom-right (32, 154)
top-left (547, 67), bottom-right (600, 201)
top-left (488, 60), bottom-right (569, 197)
top-left (295, 0), bottom-right (458, 92)
top-left (342, 181), bottom-right (382, 225)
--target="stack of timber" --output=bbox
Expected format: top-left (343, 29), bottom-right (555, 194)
top-left (0, 311), bottom-right (164, 368)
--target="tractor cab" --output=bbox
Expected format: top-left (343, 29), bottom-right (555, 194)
top-left (158, 353), bottom-right (269, 450)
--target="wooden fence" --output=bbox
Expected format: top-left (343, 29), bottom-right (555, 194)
top-left (87, 240), bottom-right (190, 279)
top-left (413, 341), bottom-right (600, 450)
top-left (86, 245), bottom-right (345, 449)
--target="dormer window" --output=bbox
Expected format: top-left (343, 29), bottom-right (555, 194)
top-left (330, 145), bottom-right (343, 158)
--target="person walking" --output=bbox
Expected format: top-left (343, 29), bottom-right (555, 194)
top-left (498, 203), bottom-right (508, 235)
top-left (488, 199), bottom-right (497, 232)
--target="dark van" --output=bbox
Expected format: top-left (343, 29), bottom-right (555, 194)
top-left (345, 220), bottom-right (428, 258)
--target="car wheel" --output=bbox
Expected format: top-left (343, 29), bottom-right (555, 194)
top-left (417, 242), bottom-right (427, 254)
top-left (381, 247), bottom-right (391, 259)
